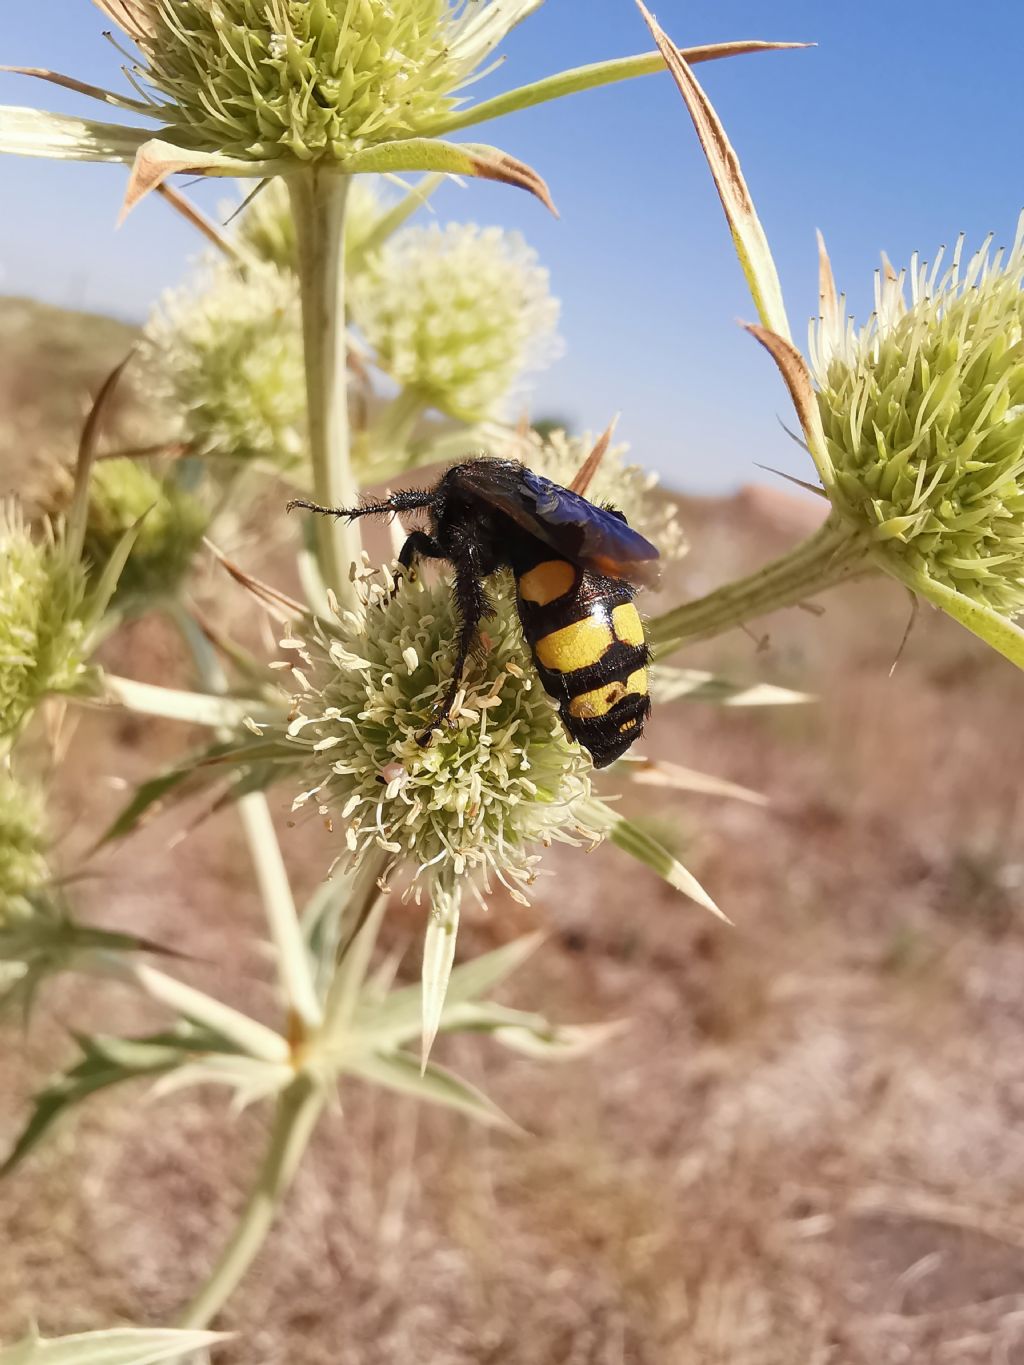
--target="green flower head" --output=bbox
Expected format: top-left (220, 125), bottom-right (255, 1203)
top-left (811, 218), bottom-right (1024, 615)
top-left (0, 768), bottom-right (49, 929)
top-left (350, 221), bottom-right (562, 420)
top-left (82, 459), bottom-right (209, 610)
top-left (103, 0), bottom-right (543, 163)
top-left (271, 567), bottom-right (598, 909)
top-left (147, 258), bottom-right (306, 468)
top-left (0, 503), bottom-right (89, 742)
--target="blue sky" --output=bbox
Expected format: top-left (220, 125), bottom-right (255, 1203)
top-left (1, 2), bottom-right (1022, 492)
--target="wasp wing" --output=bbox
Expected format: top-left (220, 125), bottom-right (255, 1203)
top-left (451, 461), bottom-right (661, 587)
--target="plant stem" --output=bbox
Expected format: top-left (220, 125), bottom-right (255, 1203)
top-left (288, 171), bottom-right (360, 610)
top-left (167, 603), bottom-right (321, 1030)
top-left (649, 518), bottom-right (872, 657)
top-left (175, 1072), bottom-right (326, 1331)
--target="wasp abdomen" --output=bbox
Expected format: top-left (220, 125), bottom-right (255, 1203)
top-left (514, 551), bottom-right (651, 769)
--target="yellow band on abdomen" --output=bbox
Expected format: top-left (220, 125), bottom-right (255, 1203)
top-left (535, 614), bottom-right (614, 673)
top-left (611, 603), bottom-right (645, 648)
top-left (518, 559), bottom-right (576, 606)
top-left (567, 667), bottom-right (648, 718)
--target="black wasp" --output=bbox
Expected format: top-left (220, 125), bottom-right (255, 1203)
top-left (288, 458), bottom-right (659, 768)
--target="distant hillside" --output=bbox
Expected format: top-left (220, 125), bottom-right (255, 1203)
top-left (0, 296), bottom-right (142, 494)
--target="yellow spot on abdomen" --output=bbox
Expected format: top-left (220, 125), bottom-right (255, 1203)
top-left (518, 559), bottom-right (576, 606)
top-left (535, 614), bottom-right (613, 673)
top-left (611, 603), bottom-right (645, 647)
top-left (568, 666), bottom-right (649, 719)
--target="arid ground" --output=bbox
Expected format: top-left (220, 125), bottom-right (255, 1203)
top-left (3, 299), bottom-right (1024, 1364)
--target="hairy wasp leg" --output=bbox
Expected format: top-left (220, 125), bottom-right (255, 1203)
top-left (389, 530), bottom-right (445, 601)
top-left (417, 550), bottom-right (491, 748)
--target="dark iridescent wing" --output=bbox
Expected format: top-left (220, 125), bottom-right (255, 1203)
top-left (451, 461), bottom-right (661, 587)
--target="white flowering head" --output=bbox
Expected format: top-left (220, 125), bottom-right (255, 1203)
top-left (274, 567), bottom-right (598, 908)
top-left (350, 222), bottom-right (562, 420)
top-left (0, 769), bottom-right (49, 929)
top-left (810, 219), bottom-right (1024, 615)
top-left (0, 504), bottom-right (89, 742)
top-left (503, 426), bottom-right (687, 562)
top-left (147, 259), bottom-right (306, 468)
top-left (81, 459), bottom-right (209, 610)
top-left (106, 0), bottom-right (540, 163)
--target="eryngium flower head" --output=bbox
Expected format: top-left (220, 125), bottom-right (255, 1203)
top-left (508, 426), bottom-right (687, 563)
top-left (276, 568), bottom-right (598, 907)
top-left (82, 459), bottom-right (209, 609)
top-left (0, 769), bottom-right (49, 927)
top-left (109, 0), bottom-right (538, 162)
top-left (0, 503), bottom-right (88, 741)
top-left (349, 222), bottom-right (562, 420)
top-left (147, 259), bottom-right (306, 467)
top-left (810, 219), bottom-right (1024, 614)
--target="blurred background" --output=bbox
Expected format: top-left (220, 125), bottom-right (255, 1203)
top-left (4, 3), bottom-right (1024, 1363)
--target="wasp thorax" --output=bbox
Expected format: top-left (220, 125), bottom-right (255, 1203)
top-left (272, 570), bottom-right (599, 909)
top-left (811, 219), bottom-right (1024, 615)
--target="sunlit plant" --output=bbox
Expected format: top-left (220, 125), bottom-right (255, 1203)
top-left (0, 5), bottom-right (858, 1358)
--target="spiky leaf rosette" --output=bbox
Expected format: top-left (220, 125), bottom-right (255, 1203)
top-left (104, 0), bottom-right (540, 162)
top-left (146, 258), bottom-right (306, 468)
top-left (275, 567), bottom-right (598, 910)
top-left (810, 220), bottom-right (1024, 615)
top-left (0, 503), bottom-right (89, 742)
top-left (507, 426), bottom-right (687, 563)
top-left (350, 222), bottom-right (562, 420)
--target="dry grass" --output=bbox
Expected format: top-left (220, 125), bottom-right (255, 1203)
top-left (4, 298), bottom-right (1024, 1363)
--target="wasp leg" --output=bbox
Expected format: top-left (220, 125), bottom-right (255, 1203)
top-left (390, 530), bottom-right (445, 599)
top-left (417, 552), bottom-right (491, 748)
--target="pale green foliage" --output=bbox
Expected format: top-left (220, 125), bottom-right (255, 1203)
top-left (147, 258), bottom-right (306, 467)
top-left (237, 176), bottom-right (388, 275)
top-left (350, 222), bottom-right (562, 419)
top-left (274, 568), bottom-right (598, 910)
top-left (510, 426), bottom-right (688, 561)
top-left (0, 1327), bottom-right (226, 1364)
top-left (80, 459), bottom-right (209, 609)
top-left (811, 218), bottom-right (1024, 614)
top-left (0, 503), bottom-right (89, 741)
top-left (119, 0), bottom-right (536, 161)
top-left (0, 768), bottom-right (48, 927)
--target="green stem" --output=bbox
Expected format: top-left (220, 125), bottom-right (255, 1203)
top-left (175, 1073), bottom-right (326, 1331)
top-left (649, 519), bottom-right (872, 657)
top-left (288, 171), bottom-right (360, 610)
top-left (167, 603), bottom-right (321, 1030)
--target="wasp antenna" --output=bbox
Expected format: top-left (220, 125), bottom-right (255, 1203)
top-left (286, 497), bottom-right (345, 517)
